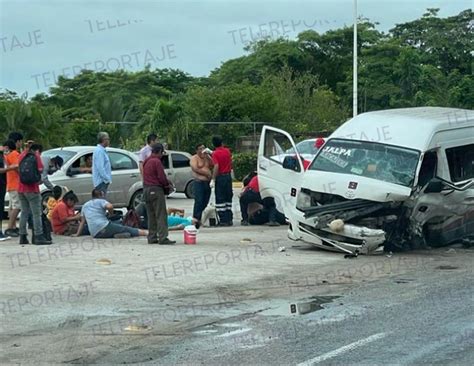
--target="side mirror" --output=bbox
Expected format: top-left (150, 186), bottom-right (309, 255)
top-left (282, 156), bottom-right (300, 172)
top-left (424, 178), bottom-right (444, 193)
top-left (66, 168), bottom-right (75, 177)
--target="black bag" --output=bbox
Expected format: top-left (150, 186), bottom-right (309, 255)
top-left (123, 208), bottom-right (140, 228)
top-left (42, 213), bottom-right (52, 241)
top-left (19, 153), bottom-right (41, 184)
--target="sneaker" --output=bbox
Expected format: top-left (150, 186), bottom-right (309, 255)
top-left (147, 239), bottom-right (159, 244)
top-left (113, 232), bottom-right (132, 239)
top-left (159, 238), bottom-right (176, 245)
top-left (0, 232), bottom-right (11, 242)
top-left (240, 220), bottom-right (249, 226)
top-left (33, 235), bottom-right (52, 245)
top-left (5, 229), bottom-right (19, 237)
top-left (266, 221), bottom-right (281, 227)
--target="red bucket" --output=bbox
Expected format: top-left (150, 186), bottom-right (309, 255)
top-left (184, 225), bottom-right (197, 245)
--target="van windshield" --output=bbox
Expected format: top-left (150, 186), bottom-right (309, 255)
top-left (309, 139), bottom-right (420, 187)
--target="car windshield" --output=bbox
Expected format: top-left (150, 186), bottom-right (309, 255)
top-left (309, 139), bottom-right (420, 187)
top-left (42, 149), bottom-right (77, 164)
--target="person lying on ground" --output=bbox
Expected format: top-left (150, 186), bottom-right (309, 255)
top-left (74, 188), bottom-right (147, 239)
top-left (51, 191), bottom-right (86, 236)
top-left (135, 202), bottom-right (199, 230)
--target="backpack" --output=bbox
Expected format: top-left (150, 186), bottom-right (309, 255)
top-left (19, 152), bottom-right (41, 185)
top-left (123, 208), bottom-right (140, 228)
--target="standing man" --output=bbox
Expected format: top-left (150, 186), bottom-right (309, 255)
top-left (190, 143), bottom-right (213, 224)
top-left (3, 133), bottom-right (23, 237)
top-left (0, 146), bottom-right (9, 241)
top-left (18, 143), bottom-right (51, 245)
top-left (92, 132), bottom-right (112, 196)
top-left (211, 136), bottom-right (233, 226)
top-left (138, 133), bottom-right (158, 175)
top-left (142, 143), bottom-right (176, 245)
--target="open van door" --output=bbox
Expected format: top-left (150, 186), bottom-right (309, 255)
top-left (258, 126), bottom-right (305, 216)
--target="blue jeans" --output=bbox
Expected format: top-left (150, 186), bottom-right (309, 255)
top-left (19, 192), bottom-right (43, 236)
top-left (94, 222), bottom-right (139, 238)
top-left (95, 182), bottom-right (109, 196)
top-left (192, 180), bottom-right (211, 221)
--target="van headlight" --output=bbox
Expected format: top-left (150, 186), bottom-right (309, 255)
top-left (296, 190), bottom-right (311, 210)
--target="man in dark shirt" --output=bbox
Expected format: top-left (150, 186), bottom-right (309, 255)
top-left (0, 146), bottom-right (9, 241)
top-left (211, 136), bottom-right (233, 226)
top-left (142, 143), bottom-right (176, 245)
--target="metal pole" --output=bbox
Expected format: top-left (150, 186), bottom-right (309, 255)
top-left (353, 0), bottom-right (358, 117)
top-left (253, 122), bottom-right (256, 152)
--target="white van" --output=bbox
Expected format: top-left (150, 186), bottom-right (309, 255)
top-left (258, 107), bottom-right (474, 254)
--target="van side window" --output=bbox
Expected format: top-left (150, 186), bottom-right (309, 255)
top-left (264, 130), bottom-right (301, 171)
top-left (418, 151), bottom-right (437, 187)
top-left (446, 144), bottom-right (474, 182)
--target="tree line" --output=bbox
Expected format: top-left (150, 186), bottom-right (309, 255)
top-left (0, 8), bottom-right (472, 153)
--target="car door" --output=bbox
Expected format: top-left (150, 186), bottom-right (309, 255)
top-left (161, 154), bottom-right (173, 185)
top-left (107, 151), bottom-right (140, 207)
top-left (258, 126), bottom-right (305, 216)
top-left (412, 144), bottom-right (474, 246)
top-left (170, 152), bottom-right (191, 192)
top-left (58, 153), bottom-right (95, 205)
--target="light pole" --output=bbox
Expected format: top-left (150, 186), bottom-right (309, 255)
top-left (353, 0), bottom-right (358, 117)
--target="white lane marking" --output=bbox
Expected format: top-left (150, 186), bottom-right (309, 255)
top-left (297, 332), bottom-right (388, 366)
top-left (216, 328), bottom-right (252, 338)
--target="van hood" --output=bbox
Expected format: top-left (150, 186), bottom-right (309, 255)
top-left (301, 171), bottom-right (412, 202)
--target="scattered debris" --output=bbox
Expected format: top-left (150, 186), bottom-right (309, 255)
top-left (96, 258), bottom-right (112, 265)
top-left (278, 246), bottom-right (286, 252)
top-left (240, 238), bottom-right (252, 244)
top-left (344, 253), bottom-right (358, 259)
top-left (436, 265), bottom-right (459, 270)
top-left (445, 248), bottom-right (456, 253)
top-left (386, 251), bottom-right (393, 258)
top-left (124, 324), bottom-right (152, 332)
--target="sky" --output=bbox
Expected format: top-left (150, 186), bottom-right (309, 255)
top-left (0, 0), bottom-right (470, 97)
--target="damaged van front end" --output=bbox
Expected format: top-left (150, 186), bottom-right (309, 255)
top-left (258, 108), bottom-right (474, 255)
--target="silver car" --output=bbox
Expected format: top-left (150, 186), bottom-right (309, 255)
top-left (3, 147), bottom-right (195, 211)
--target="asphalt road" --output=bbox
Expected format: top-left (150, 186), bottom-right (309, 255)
top-left (1, 194), bottom-right (473, 365)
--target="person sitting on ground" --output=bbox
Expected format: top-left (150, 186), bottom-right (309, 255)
top-left (51, 191), bottom-right (85, 236)
top-left (75, 189), bottom-right (148, 239)
top-left (46, 185), bottom-right (64, 220)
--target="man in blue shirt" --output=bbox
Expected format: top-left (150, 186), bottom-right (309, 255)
top-left (92, 132), bottom-right (112, 195)
top-left (75, 188), bottom-right (148, 239)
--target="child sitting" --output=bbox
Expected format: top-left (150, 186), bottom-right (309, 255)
top-left (46, 186), bottom-right (64, 220)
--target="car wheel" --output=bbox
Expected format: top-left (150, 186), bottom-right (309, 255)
top-left (185, 181), bottom-right (195, 199)
top-left (129, 189), bottom-right (144, 209)
top-left (41, 191), bottom-right (53, 210)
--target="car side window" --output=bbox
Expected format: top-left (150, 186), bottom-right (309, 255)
top-left (108, 152), bottom-right (137, 171)
top-left (172, 153), bottom-right (190, 168)
top-left (161, 155), bottom-right (170, 169)
top-left (446, 144), bottom-right (474, 182)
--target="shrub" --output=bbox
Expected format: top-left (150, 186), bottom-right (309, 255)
top-left (232, 152), bottom-right (257, 181)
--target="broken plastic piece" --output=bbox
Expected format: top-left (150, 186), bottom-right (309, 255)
top-left (96, 258), bottom-right (112, 265)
